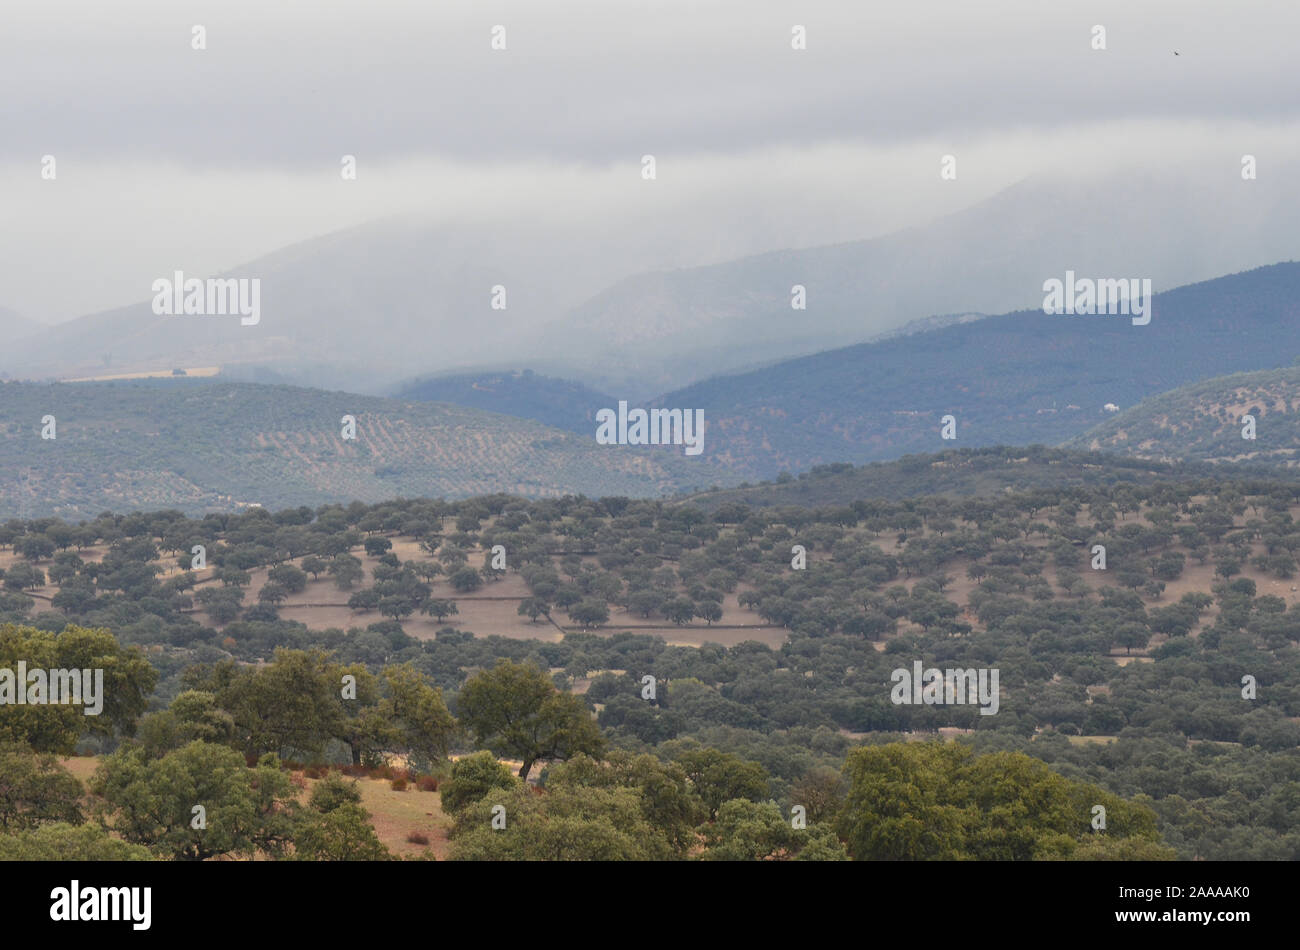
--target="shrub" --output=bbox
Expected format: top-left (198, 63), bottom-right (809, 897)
top-left (309, 773), bottom-right (363, 814)
top-left (439, 751), bottom-right (518, 813)
top-left (406, 831), bottom-right (430, 845)
top-left (391, 778), bottom-right (407, 791)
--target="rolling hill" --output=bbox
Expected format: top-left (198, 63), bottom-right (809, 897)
top-left (0, 379), bottom-right (727, 520)
top-left (1065, 366), bottom-right (1300, 465)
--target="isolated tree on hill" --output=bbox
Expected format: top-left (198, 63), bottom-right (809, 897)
top-left (628, 590), bottom-right (662, 618)
top-left (290, 802), bottom-right (390, 861)
top-left (837, 742), bottom-right (1167, 861)
top-left (790, 765), bottom-right (846, 825)
top-left (0, 624), bottom-right (156, 753)
top-left (258, 582), bottom-right (289, 606)
top-left (0, 822), bottom-right (153, 861)
top-left (134, 690), bottom-right (236, 758)
top-left (457, 660), bottom-right (603, 779)
top-left (90, 742), bottom-right (298, 861)
top-left (517, 597), bottom-right (549, 622)
top-left (439, 750), bottom-right (518, 814)
top-left (449, 566), bottom-right (483, 593)
top-left (328, 554), bottom-right (364, 590)
top-left (267, 563), bottom-right (308, 593)
top-left (18, 535), bottom-right (55, 562)
top-left (46, 555), bottom-right (81, 585)
top-left (219, 567), bottom-right (251, 589)
top-left (0, 742), bottom-right (85, 831)
top-left (569, 599), bottom-right (611, 629)
top-left (694, 600), bottom-right (723, 626)
top-left (448, 785), bottom-right (656, 861)
top-left (672, 746), bottom-right (769, 822)
top-left (664, 596), bottom-right (696, 626)
top-left (421, 598), bottom-right (458, 623)
top-left (347, 589), bottom-right (381, 612)
top-left (363, 536), bottom-right (393, 558)
top-left (375, 664), bottom-right (457, 766)
top-left (700, 799), bottom-right (847, 861)
top-left (308, 772), bottom-right (362, 814)
top-left (378, 595), bottom-right (417, 621)
top-left (50, 578), bottom-right (96, 615)
top-left (1115, 622), bottom-right (1151, 656)
top-left (196, 586), bottom-right (243, 624)
top-left (300, 555), bottom-right (326, 580)
top-left (408, 560), bottom-right (443, 583)
top-left (3, 564), bottom-right (44, 591)
top-left (295, 769), bottom-right (389, 858)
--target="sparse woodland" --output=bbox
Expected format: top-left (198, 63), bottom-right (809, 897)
top-left (3, 471), bottom-right (1300, 859)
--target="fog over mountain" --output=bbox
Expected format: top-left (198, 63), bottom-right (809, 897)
top-left (7, 161), bottom-right (1298, 396)
top-left (536, 166), bottom-right (1300, 394)
top-left (0, 307), bottom-right (40, 348)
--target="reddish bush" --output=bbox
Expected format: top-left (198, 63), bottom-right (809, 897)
top-left (406, 831), bottom-right (430, 845)
top-left (416, 776), bottom-right (438, 792)
top-left (391, 778), bottom-right (408, 791)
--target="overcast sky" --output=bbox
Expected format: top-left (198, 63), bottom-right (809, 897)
top-left (2, 0), bottom-right (1298, 323)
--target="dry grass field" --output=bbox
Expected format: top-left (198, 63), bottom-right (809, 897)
top-left (58, 754), bottom-right (456, 860)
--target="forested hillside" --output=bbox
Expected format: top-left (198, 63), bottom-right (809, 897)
top-left (1068, 366), bottom-right (1300, 464)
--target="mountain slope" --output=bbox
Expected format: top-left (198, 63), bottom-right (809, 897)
top-left (0, 380), bottom-right (727, 520)
top-left (1065, 366), bottom-right (1300, 464)
top-left (654, 262), bottom-right (1300, 479)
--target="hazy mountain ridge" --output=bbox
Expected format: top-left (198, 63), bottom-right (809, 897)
top-left (544, 169), bottom-right (1300, 393)
top-left (654, 261), bottom-right (1300, 479)
top-left (9, 167), bottom-right (1300, 398)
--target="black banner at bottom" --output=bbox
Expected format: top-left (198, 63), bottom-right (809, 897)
top-left (8, 859), bottom-right (1282, 938)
